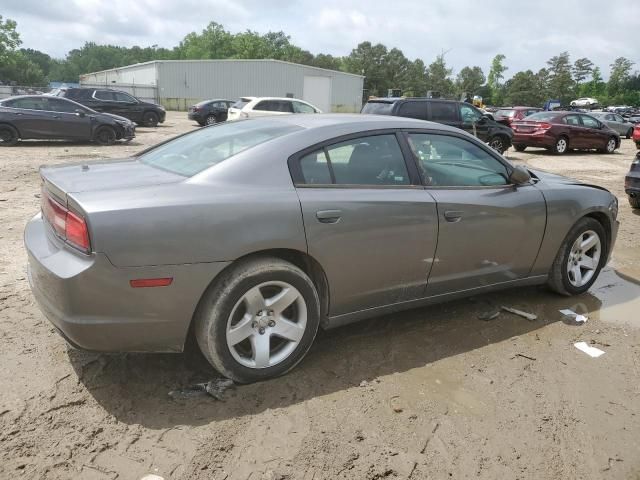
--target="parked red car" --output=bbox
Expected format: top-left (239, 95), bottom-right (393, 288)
top-left (512, 111), bottom-right (620, 155)
top-left (494, 106), bottom-right (542, 127)
top-left (633, 123), bottom-right (640, 149)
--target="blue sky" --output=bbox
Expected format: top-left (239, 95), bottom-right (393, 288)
top-left (3, 0), bottom-right (638, 79)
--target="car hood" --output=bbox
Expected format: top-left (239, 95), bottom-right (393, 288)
top-left (94, 112), bottom-right (133, 124)
top-left (529, 168), bottom-right (611, 193)
top-left (41, 158), bottom-right (183, 197)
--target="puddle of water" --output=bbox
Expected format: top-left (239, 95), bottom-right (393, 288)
top-left (589, 268), bottom-right (640, 327)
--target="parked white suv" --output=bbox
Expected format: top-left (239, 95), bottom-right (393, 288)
top-left (227, 97), bottom-right (322, 120)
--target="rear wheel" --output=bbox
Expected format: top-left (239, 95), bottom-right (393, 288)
top-left (0, 125), bottom-right (18, 146)
top-left (514, 144), bottom-right (527, 152)
top-left (629, 195), bottom-right (640, 209)
top-left (551, 136), bottom-right (569, 155)
top-left (547, 217), bottom-right (606, 296)
top-left (205, 115), bottom-right (217, 125)
top-left (488, 135), bottom-right (508, 154)
top-left (143, 111), bottom-right (159, 127)
top-left (94, 126), bottom-right (116, 145)
top-left (194, 257), bottom-right (321, 383)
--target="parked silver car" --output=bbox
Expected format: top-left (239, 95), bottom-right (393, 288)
top-left (588, 112), bottom-right (635, 139)
top-left (25, 115), bottom-right (619, 383)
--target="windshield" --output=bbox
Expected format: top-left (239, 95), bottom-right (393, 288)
top-left (495, 109), bottom-right (516, 118)
top-left (139, 120), bottom-right (301, 177)
top-left (361, 102), bottom-right (394, 115)
top-left (523, 112), bottom-right (559, 122)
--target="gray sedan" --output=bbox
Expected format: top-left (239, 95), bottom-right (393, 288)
top-left (589, 112), bottom-right (635, 138)
top-left (25, 115), bottom-right (619, 383)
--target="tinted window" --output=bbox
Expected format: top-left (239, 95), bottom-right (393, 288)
top-left (407, 133), bottom-right (509, 187)
top-left (581, 115), bottom-right (600, 128)
top-left (6, 97), bottom-right (45, 110)
top-left (95, 90), bottom-right (116, 101)
top-left (430, 102), bottom-right (458, 122)
top-left (46, 98), bottom-right (82, 113)
top-left (139, 120), bottom-right (301, 177)
top-left (299, 150), bottom-right (332, 184)
top-left (326, 134), bottom-right (409, 186)
top-left (460, 104), bottom-right (482, 124)
top-left (292, 101), bottom-right (315, 113)
top-left (114, 92), bottom-right (136, 102)
top-left (254, 100), bottom-right (292, 113)
top-left (396, 101), bottom-right (427, 120)
top-left (361, 102), bottom-right (394, 115)
top-left (564, 115), bottom-right (581, 126)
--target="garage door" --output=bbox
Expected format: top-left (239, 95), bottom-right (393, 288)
top-left (303, 76), bottom-right (331, 113)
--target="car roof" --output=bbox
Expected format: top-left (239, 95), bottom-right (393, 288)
top-left (249, 97), bottom-right (311, 102)
top-left (366, 97), bottom-right (459, 104)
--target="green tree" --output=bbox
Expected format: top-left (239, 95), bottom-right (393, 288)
top-left (487, 54), bottom-right (507, 104)
top-left (400, 59), bottom-right (428, 97)
top-left (455, 66), bottom-right (485, 97)
top-left (426, 54), bottom-right (454, 96)
top-left (343, 42), bottom-right (388, 96)
top-left (0, 15), bottom-right (21, 64)
top-left (504, 70), bottom-right (542, 106)
top-left (546, 52), bottom-right (574, 103)
top-left (572, 57), bottom-right (594, 85)
top-left (581, 66), bottom-right (606, 99)
top-left (608, 57), bottom-right (634, 96)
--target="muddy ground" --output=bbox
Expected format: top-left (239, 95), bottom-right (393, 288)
top-left (1, 112), bottom-right (639, 480)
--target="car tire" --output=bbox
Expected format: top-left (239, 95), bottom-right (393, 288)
top-left (626, 128), bottom-right (633, 139)
top-left (600, 137), bottom-right (617, 154)
top-left (194, 256), bottom-right (321, 384)
top-left (551, 136), bottom-right (569, 155)
top-left (143, 111), bottom-right (159, 127)
top-left (0, 124), bottom-right (19, 146)
top-left (205, 115), bottom-right (217, 126)
top-left (514, 144), bottom-right (527, 152)
top-left (94, 126), bottom-right (116, 146)
top-left (488, 135), bottom-right (508, 154)
top-left (629, 195), bottom-right (640, 209)
top-left (547, 217), bottom-right (607, 296)
top-left (197, 120), bottom-right (206, 127)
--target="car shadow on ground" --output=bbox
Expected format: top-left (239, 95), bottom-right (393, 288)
top-left (513, 148), bottom-right (622, 157)
top-left (66, 268), bottom-right (640, 430)
top-left (8, 140), bottom-right (137, 148)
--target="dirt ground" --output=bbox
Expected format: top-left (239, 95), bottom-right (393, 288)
top-left (1, 112), bottom-right (639, 480)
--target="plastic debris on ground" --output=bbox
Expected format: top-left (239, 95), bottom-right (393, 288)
top-left (478, 310), bottom-right (500, 321)
top-left (560, 309), bottom-right (588, 324)
top-left (168, 377), bottom-right (234, 401)
top-left (574, 341), bottom-right (605, 358)
top-left (139, 475), bottom-right (165, 480)
top-left (501, 306), bottom-right (537, 321)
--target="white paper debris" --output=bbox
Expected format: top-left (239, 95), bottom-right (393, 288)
top-left (560, 309), bottom-right (588, 323)
top-left (574, 341), bottom-right (605, 358)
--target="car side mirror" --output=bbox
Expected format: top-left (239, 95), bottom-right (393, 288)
top-left (478, 115), bottom-right (488, 124)
top-left (509, 165), bottom-right (531, 185)
top-left (74, 109), bottom-right (85, 118)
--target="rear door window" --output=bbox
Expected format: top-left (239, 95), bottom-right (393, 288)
top-left (430, 102), bottom-right (458, 122)
top-left (299, 150), bottom-right (332, 184)
top-left (396, 102), bottom-right (427, 120)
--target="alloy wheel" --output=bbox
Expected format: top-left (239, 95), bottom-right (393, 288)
top-left (556, 138), bottom-right (567, 153)
top-left (606, 138), bottom-right (616, 153)
top-left (489, 137), bottom-right (504, 152)
top-left (205, 115), bottom-right (217, 125)
top-left (226, 281), bottom-right (307, 369)
top-left (566, 230), bottom-right (601, 288)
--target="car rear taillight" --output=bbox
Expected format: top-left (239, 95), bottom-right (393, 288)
top-left (41, 188), bottom-right (90, 253)
top-left (538, 122), bottom-right (552, 130)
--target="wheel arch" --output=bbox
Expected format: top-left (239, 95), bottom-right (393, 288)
top-left (183, 248), bottom-right (331, 350)
top-left (0, 122), bottom-right (21, 138)
top-left (583, 211), bottom-right (612, 254)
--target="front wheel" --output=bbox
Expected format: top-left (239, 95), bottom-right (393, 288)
top-left (94, 126), bottom-right (116, 145)
top-left (488, 135), bottom-right (507, 154)
top-left (143, 111), bottom-right (159, 127)
top-left (629, 195), bottom-right (640, 209)
top-left (195, 257), bottom-right (320, 383)
top-left (604, 137), bottom-right (617, 154)
top-left (547, 217), bottom-right (607, 296)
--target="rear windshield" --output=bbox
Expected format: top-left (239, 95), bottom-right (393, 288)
top-left (231, 98), bottom-right (251, 109)
top-left (361, 102), bottom-right (394, 115)
top-left (495, 109), bottom-right (516, 117)
top-left (139, 120), bottom-right (301, 177)
top-left (522, 112), bottom-right (559, 122)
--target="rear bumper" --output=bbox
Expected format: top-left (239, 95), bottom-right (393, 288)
top-left (187, 112), bottom-right (204, 122)
top-left (25, 214), bottom-right (229, 352)
top-left (512, 131), bottom-right (556, 148)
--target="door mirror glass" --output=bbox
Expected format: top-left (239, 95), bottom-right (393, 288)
top-left (509, 165), bottom-right (531, 185)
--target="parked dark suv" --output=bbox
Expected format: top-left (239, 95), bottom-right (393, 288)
top-left (362, 98), bottom-right (513, 153)
top-left (56, 88), bottom-right (166, 127)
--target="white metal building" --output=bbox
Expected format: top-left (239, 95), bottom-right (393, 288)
top-left (80, 59), bottom-right (365, 112)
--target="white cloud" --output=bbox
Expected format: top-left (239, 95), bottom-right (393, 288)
top-left (2, 0), bottom-right (638, 79)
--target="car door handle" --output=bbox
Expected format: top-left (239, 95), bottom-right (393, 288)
top-left (444, 210), bottom-right (463, 222)
top-left (316, 210), bottom-right (342, 224)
